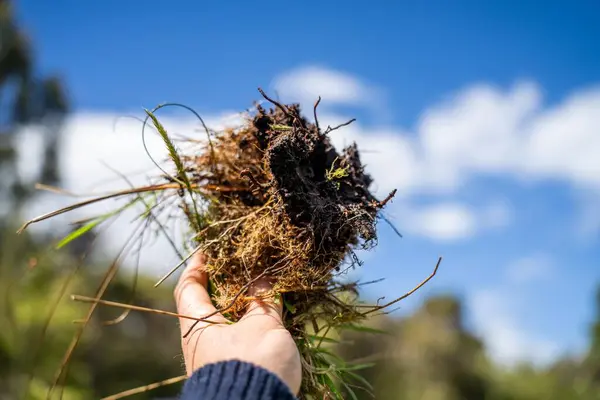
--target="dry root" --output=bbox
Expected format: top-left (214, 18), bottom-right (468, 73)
top-left (179, 95), bottom-right (392, 335)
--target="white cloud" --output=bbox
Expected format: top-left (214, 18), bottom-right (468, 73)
top-left (273, 65), bottom-right (383, 110)
top-left (387, 200), bottom-right (513, 242)
top-left (401, 203), bottom-right (477, 241)
top-left (480, 199), bottom-right (514, 229)
top-left (417, 82), bottom-right (541, 187)
top-left (505, 254), bottom-right (554, 284)
top-left (524, 88), bottom-right (600, 187)
top-left (470, 288), bottom-right (561, 367)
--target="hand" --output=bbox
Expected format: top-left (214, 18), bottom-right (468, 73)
top-left (174, 253), bottom-right (302, 395)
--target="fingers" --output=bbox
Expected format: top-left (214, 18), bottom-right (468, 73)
top-left (242, 277), bottom-right (284, 325)
top-left (174, 252), bottom-right (226, 334)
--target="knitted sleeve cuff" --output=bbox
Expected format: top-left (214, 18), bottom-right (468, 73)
top-left (179, 360), bottom-right (296, 400)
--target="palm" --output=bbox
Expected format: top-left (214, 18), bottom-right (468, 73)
top-left (175, 253), bottom-right (302, 395)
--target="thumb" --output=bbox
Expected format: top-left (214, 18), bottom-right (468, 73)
top-left (243, 277), bottom-right (283, 323)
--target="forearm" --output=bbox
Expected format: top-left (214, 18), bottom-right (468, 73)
top-left (180, 360), bottom-right (296, 400)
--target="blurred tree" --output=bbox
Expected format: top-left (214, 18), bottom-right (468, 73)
top-left (580, 285), bottom-right (600, 397)
top-left (397, 296), bottom-right (491, 400)
top-left (0, 0), bottom-right (68, 217)
top-left (0, 2), bottom-right (182, 399)
top-left (338, 295), bottom-right (495, 400)
top-left (588, 287), bottom-right (600, 376)
top-left (0, 228), bottom-right (184, 399)
top-left (337, 290), bottom-right (600, 400)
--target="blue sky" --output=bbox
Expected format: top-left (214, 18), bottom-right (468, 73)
top-left (15, 1), bottom-right (600, 365)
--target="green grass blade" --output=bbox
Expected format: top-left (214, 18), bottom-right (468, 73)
top-left (144, 110), bottom-right (186, 185)
top-left (283, 297), bottom-right (297, 314)
top-left (343, 370), bottom-right (375, 392)
top-left (55, 218), bottom-right (103, 249)
top-left (341, 323), bottom-right (389, 335)
top-left (307, 334), bottom-right (339, 344)
top-left (340, 380), bottom-right (359, 400)
top-left (312, 347), bottom-right (345, 363)
top-left (338, 362), bottom-right (376, 372)
top-left (55, 197), bottom-right (143, 249)
top-left (324, 372), bottom-right (343, 400)
top-left (144, 109), bottom-right (205, 233)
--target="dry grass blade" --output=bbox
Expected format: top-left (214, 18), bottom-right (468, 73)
top-left (96, 164), bottom-right (182, 325)
top-left (47, 219), bottom-right (146, 399)
top-left (23, 249), bottom-right (90, 398)
top-left (154, 243), bottom-right (201, 287)
top-left (100, 160), bottom-right (184, 260)
top-left (101, 375), bottom-right (187, 400)
top-left (70, 295), bottom-right (225, 325)
top-left (17, 183), bottom-right (195, 234)
top-left (35, 183), bottom-right (80, 197)
top-left (363, 257), bottom-right (442, 314)
top-left (381, 214), bottom-right (403, 238)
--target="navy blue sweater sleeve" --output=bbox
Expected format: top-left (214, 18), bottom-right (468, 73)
top-left (179, 360), bottom-right (296, 400)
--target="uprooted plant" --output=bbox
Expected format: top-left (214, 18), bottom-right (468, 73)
top-left (18, 89), bottom-right (440, 399)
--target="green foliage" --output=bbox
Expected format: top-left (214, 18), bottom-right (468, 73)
top-left (55, 218), bottom-right (104, 249)
top-left (325, 158), bottom-right (350, 190)
top-left (144, 109), bottom-right (187, 187)
top-left (0, 225), bottom-right (184, 399)
top-left (144, 109), bottom-right (206, 233)
top-left (55, 197), bottom-right (143, 249)
top-left (270, 124), bottom-right (293, 131)
top-left (335, 295), bottom-right (600, 400)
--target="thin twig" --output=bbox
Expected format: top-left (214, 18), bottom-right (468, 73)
top-left (381, 215), bottom-right (403, 238)
top-left (48, 219), bottom-right (147, 398)
top-left (324, 118), bottom-right (356, 134)
top-left (377, 189), bottom-right (397, 208)
top-left (316, 325), bottom-right (332, 348)
top-left (71, 295), bottom-right (224, 324)
top-left (257, 88), bottom-right (291, 118)
top-left (24, 240), bottom-right (97, 397)
top-left (154, 242), bottom-right (202, 287)
top-left (101, 375), bottom-right (187, 400)
top-left (363, 257), bottom-right (442, 315)
top-left (370, 305), bottom-right (403, 318)
top-left (101, 161), bottom-right (183, 260)
top-left (357, 278), bottom-right (385, 287)
top-left (34, 183), bottom-right (80, 197)
top-left (240, 168), bottom-right (269, 190)
top-left (313, 96), bottom-right (322, 133)
top-left (100, 209), bottom-right (147, 326)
